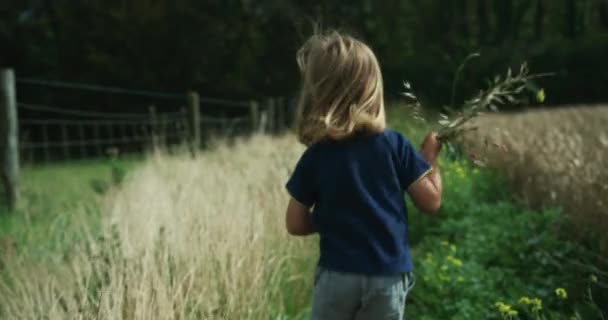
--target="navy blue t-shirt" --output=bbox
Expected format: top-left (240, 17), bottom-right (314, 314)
top-left (286, 129), bottom-right (431, 275)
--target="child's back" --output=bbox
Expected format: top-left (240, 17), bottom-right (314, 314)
top-left (285, 31), bottom-right (442, 320)
top-left (288, 129), bottom-right (429, 274)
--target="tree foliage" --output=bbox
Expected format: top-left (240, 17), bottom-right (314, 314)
top-left (1, 0), bottom-right (607, 107)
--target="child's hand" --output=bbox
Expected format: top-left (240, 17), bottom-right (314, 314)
top-left (420, 132), bottom-right (442, 165)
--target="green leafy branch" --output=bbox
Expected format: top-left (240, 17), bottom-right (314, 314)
top-left (402, 54), bottom-right (552, 144)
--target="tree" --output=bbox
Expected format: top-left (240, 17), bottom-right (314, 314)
top-left (565, 0), bottom-right (578, 38)
top-left (534, 0), bottom-right (546, 39)
top-left (599, 0), bottom-right (608, 29)
top-left (477, 0), bottom-right (490, 45)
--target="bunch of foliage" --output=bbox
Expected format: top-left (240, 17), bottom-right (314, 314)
top-left (402, 54), bottom-right (549, 145)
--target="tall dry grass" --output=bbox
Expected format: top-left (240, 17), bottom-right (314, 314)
top-left (462, 105), bottom-right (608, 252)
top-left (0, 135), bottom-right (316, 319)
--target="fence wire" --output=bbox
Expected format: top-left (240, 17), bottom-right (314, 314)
top-left (18, 102), bottom-right (256, 163)
top-left (18, 103), bottom-right (181, 119)
top-left (14, 78), bottom-right (274, 162)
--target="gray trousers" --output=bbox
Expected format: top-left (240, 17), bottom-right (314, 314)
top-left (311, 266), bottom-right (414, 320)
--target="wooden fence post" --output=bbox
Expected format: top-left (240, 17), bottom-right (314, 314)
top-left (187, 92), bottom-right (200, 153)
top-left (221, 111), bottom-right (227, 134)
top-left (276, 97), bottom-right (285, 132)
top-left (131, 123), bottom-right (140, 152)
top-left (287, 97), bottom-right (296, 129)
top-left (41, 124), bottom-right (50, 162)
top-left (160, 114), bottom-right (168, 147)
top-left (267, 97), bottom-right (276, 134)
top-left (120, 123), bottom-right (127, 151)
top-left (107, 122), bottom-right (115, 154)
top-left (61, 124), bottom-right (69, 160)
top-left (0, 69), bottom-right (19, 210)
top-left (149, 105), bottom-right (158, 151)
top-left (249, 101), bottom-right (259, 133)
top-left (179, 107), bottom-right (188, 145)
top-left (78, 124), bottom-right (86, 158)
top-left (93, 123), bottom-right (102, 157)
top-left (258, 110), bottom-right (268, 134)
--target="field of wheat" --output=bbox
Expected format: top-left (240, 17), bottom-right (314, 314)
top-left (462, 105), bottom-right (608, 250)
top-left (0, 136), bottom-right (317, 320)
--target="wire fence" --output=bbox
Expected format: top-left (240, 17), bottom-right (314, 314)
top-left (17, 102), bottom-right (263, 163)
top-left (12, 76), bottom-right (291, 164)
top-left (0, 70), bottom-right (296, 208)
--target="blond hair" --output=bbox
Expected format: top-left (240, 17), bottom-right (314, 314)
top-left (295, 31), bottom-right (386, 145)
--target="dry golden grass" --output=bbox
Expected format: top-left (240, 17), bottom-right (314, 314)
top-left (462, 105), bottom-right (608, 251)
top-left (0, 135), bottom-right (316, 319)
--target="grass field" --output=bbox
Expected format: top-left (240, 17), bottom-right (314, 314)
top-left (462, 105), bottom-right (608, 251)
top-left (0, 158), bottom-right (138, 259)
top-left (0, 109), bottom-right (606, 319)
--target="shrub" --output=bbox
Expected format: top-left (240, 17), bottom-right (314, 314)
top-left (403, 153), bottom-right (606, 319)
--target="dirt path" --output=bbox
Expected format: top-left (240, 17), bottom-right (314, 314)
top-left (462, 105), bottom-right (608, 250)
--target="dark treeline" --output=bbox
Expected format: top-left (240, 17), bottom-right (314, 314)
top-left (1, 0), bottom-right (607, 111)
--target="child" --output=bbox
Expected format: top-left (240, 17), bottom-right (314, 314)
top-left (285, 31), bottom-right (443, 320)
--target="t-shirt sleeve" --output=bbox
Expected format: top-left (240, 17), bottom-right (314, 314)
top-left (394, 133), bottom-right (432, 190)
top-left (285, 148), bottom-right (317, 207)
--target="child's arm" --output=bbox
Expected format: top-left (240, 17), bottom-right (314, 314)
top-left (285, 198), bottom-right (317, 236)
top-left (408, 132), bottom-right (443, 215)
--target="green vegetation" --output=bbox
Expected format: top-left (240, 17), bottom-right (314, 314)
top-left (1, 1), bottom-right (606, 318)
top-left (2, 1), bottom-right (608, 107)
top-left (0, 112), bottom-right (605, 319)
top-left (390, 108), bottom-right (607, 319)
top-left (0, 158), bottom-right (137, 258)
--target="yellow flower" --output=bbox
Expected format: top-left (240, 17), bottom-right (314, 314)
top-left (591, 274), bottom-right (598, 283)
top-left (507, 310), bottom-right (518, 317)
top-left (447, 255), bottom-right (463, 267)
top-left (518, 297), bottom-right (531, 305)
top-left (494, 301), bottom-right (517, 317)
top-left (455, 167), bottom-right (465, 178)
top-left (536, 89), bottom-right (545, 103)
top-left (555, 288), bottom-right (567, 299)
top-left (531, 298), bottom-right (542, 312)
